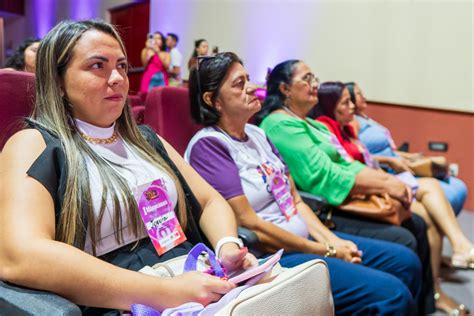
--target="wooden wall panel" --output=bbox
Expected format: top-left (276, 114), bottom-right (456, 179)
top-left (110, 1), bottom-right (149, 93)
top-left (366, 102), bottom-right (474, 210)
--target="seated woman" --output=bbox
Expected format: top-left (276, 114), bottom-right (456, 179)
top-left (0, 20), bottom-right (256, 314)
top-left (3, 38), bottom-right (40, 73)
top-left (346, 82), bottom-right (468, 216)
top-left (185, 52), bottom-right (421, 315)
top-left (188, 39), bottom-right (209, 70)
top-left (140, 31), bottom-right (170, 92)
top-left (313, 81), bottom-right (472, 315)
top-left (256, 59), bottom-right (437, 314)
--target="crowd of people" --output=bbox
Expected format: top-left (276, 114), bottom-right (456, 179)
top-left (1, 19), bottom-right (472, 315)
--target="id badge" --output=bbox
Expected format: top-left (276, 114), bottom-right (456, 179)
top-left (329, 134), bottom-right (354, 163)
top-left (357, 142), bottom-right (376, 169)
top-left (268, 171), bottom-right (297, 221)
top-left (135, 179), bottom-right (187, 255)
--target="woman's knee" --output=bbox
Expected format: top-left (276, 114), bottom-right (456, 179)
top-left (417, 177), bottom-right (444, 195)
top-left (371, 273), bottom-right (416, 316)
top-left (349, 271), bottom-right (415, 316)
top-left (391, 243), bottom-right (422, 292)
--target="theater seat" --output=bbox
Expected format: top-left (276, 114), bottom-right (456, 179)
top-left (131, 105), bottom-right (145, 124)
top-left (144, 86), bottom-right (201, 156)
top-left (128, 94), bottom-right (143, 107)
top-left (0, 70), bottom-right (35, 150)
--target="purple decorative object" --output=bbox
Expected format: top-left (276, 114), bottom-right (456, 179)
top-left (255, 88), bottom-right (267, 102)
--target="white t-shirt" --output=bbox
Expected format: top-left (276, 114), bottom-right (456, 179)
top-left (170, 47), bottom-right (182, 69)
top-left (185, 124), bottom-right (309, 239)
top-left (75, 119), bottom-right (178, 256)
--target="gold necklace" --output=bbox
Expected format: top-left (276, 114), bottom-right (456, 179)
top-left (80, 130), bottom-right (119, 145)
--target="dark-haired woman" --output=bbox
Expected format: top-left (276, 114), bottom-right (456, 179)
top-left (188, 39), bottom-right (209, 70)
top-left (185, 52), bottom-right (422, 315)
top-left (257, 59), bottom-right (437, 314)
top-left (3, 38), bottom-right (40, 73)
top-left (0, 20), bottom-right (256, 314)
top-left (140, 32), bottom-right (170, 92)
top-left (346, 82), bottom-right (468, 216)
top-left (314, 82), bottom-right (472, 315)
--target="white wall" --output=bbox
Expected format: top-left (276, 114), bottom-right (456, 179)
top-left (151, 0), bottom-right (473, 113)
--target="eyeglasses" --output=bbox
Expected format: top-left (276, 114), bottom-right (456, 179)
top-left (295, 72), bottom-right (320, 88)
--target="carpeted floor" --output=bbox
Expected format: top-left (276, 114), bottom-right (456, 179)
top-left (432, 210), bottom-right (474, 315)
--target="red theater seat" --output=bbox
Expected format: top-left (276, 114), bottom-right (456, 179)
top-left (144, 86), bottom-right (201, 155)
top-left (128, 94), bottom-right (143, 107)
top-left (0, 70), bottom-right (36, 150)
top-left (132, 105), bottom-right (145, 124)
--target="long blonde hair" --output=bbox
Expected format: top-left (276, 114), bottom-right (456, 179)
top-left (31, 20), bottom-right (188, 255)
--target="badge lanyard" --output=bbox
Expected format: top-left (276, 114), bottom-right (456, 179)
top-left (134, 179), bottom-right (187, 255)
top-left (215, 127), bottom-right (298, 221)
top-left (88, 138), bottom-right (187, 256)
top-left (258, 163), bottom-right (298, 221)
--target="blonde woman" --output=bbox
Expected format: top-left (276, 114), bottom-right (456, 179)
top-left (0, 20), bottom-right (255, 314)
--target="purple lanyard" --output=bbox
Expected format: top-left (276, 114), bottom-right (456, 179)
top-left (131, 243), bottom-right (226, 316)
top-left (183, 243), bottom-right (226, 278)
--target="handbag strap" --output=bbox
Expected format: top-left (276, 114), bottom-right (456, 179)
top-left (183, 243), bottom-right (227, 278)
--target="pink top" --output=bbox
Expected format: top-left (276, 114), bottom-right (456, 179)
top-left (140, 54), bottom-right (169, 92)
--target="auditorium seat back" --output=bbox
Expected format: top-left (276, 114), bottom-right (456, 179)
top-left (0, 70), bottom-right (36, 150)
top-left (144, 86), bottom-right (201, 155)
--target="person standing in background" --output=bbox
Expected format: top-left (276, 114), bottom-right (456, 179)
top-left (166, 33), bottom-right (182, 86)
top-left (139, 32), bottom-right (170, 92)
top-left (188, 39), bottom-right (209, 70)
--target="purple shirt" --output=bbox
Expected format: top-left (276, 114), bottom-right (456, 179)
top-left (185, 124), bottom-right (309, 239)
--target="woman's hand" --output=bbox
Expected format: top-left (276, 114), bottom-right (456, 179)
top-left (145, 39), bottom-right (154, 49)
top-left (331, 238), bottom-right (362, 264)
top-left (218, 243), bottom-right (258, 274)
top-left (386, 175), bottom-right (411, 206)
top-left (168, 271), bottom-right (235, 306)
top-left (389, 157), bottom-right (414, 174)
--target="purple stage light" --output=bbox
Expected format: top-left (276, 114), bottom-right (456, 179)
top-left (33, 0), bottom-right (55, 38)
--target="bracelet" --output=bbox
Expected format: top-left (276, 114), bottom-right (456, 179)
top-left (215, 237), bottom-right (244, 259)
top-left (324, 243), bottom-right (337, 257)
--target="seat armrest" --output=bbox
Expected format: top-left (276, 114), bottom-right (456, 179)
top-left (298, 191), bottom-right (328, 211)
top-left (237, 226), bottom-right (259, 246)
top-left (0, 281), bottom-right (82, 315)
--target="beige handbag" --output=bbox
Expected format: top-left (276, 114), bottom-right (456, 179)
top-left (339, 193), bottom-right (411, 225)
top-left (140, 255), bottom-right (334, 315)
top-left (408, 156), bottom-right (449, 180)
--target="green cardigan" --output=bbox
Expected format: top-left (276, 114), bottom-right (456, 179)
top-left (260, 113), bottom-right (365, 206)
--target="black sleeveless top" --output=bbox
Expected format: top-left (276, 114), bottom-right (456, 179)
top-left (26, 124), bottom-right (207, 263)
